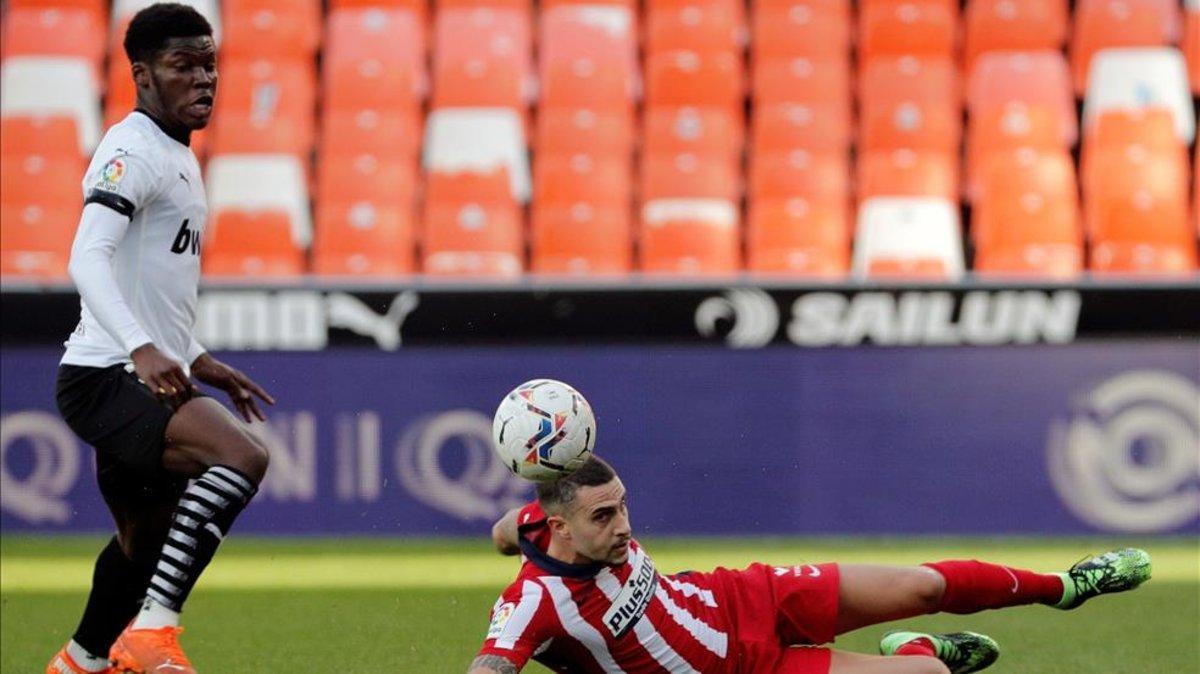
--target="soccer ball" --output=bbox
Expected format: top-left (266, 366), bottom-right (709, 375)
top-left (492, 379), bottom-right (596, 482)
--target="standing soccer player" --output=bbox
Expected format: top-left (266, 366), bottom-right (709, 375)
top-left (472, 456), bottom-right (1152, 673)
top-left (47, 5), bottom-right (275, 673)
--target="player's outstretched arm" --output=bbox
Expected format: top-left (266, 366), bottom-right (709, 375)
top-left (468, 654), bottom-right (521, 674)
top-left (190, 352), bottom-right (276, 422)
top-left (492, 508), bottom-right (521, 555)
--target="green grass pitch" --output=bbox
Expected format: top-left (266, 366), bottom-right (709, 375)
top-left (3, 536), bottom-right (1196, 672)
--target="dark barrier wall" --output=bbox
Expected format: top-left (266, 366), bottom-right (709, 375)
top-left (3, 344), bottom-right (1196, 536)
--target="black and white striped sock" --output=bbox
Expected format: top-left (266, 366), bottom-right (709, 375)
top-left (138, 465), bottom-right (256, 619)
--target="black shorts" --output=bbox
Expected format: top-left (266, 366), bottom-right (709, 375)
top-left (56, 364), bottom-right (191, 509)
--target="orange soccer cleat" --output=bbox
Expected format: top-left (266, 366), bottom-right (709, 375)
top-left (109, 627), bottom-right (195, 674)
top-left (46, 643), bottom-right (115, 673)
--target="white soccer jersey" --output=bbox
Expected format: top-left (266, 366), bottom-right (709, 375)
top-left (61, 111), bottom-right (208, 372)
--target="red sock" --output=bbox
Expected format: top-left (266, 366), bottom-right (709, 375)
top-left (924, 560), bottom-right (1064, 614)
top-left (895, 637), bottom-right (937, 657)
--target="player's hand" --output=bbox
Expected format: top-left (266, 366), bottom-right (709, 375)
top-left (131, 343), bottom-right (196, 407)
top-left (190, 353), bottom-right (275, 423)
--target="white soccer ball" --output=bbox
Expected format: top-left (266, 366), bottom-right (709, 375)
top-left (492, 379), bottom-right (597, 482)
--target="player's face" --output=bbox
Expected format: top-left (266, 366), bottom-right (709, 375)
top-left (565, 478), bottom-right (633, 565)
top-left (145, 36), bottom-right (217, 130)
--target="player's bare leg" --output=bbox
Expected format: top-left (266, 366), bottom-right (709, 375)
top-left (827, 650), bottom-right (950, 674)
top-left (835, 565), bottom-right (948, 634)
top-left (112, 398), bottom-right (268, 674)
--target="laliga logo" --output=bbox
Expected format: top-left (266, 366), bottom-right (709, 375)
top-left (0, 411), bottom-right (81, 524)
top-left (1047, 370), bottom-right (1200, 533)
top-left (395, 410), bottom-right (530, 521)
top-left (695, 289), bottom-right (780, 348)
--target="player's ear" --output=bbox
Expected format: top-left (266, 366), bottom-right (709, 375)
top-left (547, 515), bottom-right (570, 540)
top-left (131, 60), bottom-right (150, 90)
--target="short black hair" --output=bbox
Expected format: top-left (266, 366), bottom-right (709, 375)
top-left (124, 3), bottom-right (213, 63)
top-left (536, 456), bottom-right (617, 515)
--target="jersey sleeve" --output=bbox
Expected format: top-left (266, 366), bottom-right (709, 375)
top-left (516, 501), bottom-right (551, 553)
top-left (82, 131), bottom-right (163, 218)
top-left (475, 579), bottom-right (555, 670)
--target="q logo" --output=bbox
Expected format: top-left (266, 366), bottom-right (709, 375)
top-left (0, 411), bottom-right (81, 524)
top-left (395, 410), bottom-right (531, 521)
top-left (695, 289), bottom-right (780, 348)
top-left (1047, 370), bottom-right (1200, 533)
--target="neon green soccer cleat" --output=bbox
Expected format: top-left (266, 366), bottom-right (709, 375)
top-left (879, 631), bottom-right (1000, 674)
top-left (1054, 548), bottom-right (1152, 610)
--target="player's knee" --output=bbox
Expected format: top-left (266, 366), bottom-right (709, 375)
top-left (218, 432), bottom-right (269, 484)
top-left (906, 656), bottom-right (951, 674)
top-left (909, 566), bottom-right (946, 613)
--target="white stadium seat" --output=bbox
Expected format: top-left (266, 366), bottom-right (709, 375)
top-left (423, 108), bottom-right (531, 202)
top-left (111, 0), bottom-right (223, 45)
top-left (0, 57), bottom-right (101, 154)
top-left (853, 197), bottom-right (965, 280)
top-left (206, 154), bottom-right (312, 246)
top-left (1083, 47), bottom-right (1195, 143)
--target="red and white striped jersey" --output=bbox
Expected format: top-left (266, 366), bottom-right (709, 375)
top-left (476, 503), bottom-right (735, 673)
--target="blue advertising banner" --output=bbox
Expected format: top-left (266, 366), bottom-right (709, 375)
top-left (2, 344), bottom-right (1197, 535)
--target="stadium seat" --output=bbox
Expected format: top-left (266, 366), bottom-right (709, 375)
top-left (858, 0), bottom-right (957, 61)
top-left (0, 116), bottom-right (79, 159)
top-left (1081, 108), bottom-right (1186, 197)
top-left (1082, 48), bottom-right (1195, 144)
top-left (207, 154), bottom-right (312, 247)
top-left (963, 0), bottom-right (1069, 69)
top-left (1186, 1), bottom-right (1200, 93)
top-left (752, 56), bottom-right (851, 113)
top-left (973, 178), bottom-right (1082, 278)
top-left (748, 150), bottom-right (850, 199)
top-left (857, 149), bottom-right (958, 202)
top-left (539, 4), bottom-right (637, 109)
top-left (0, 203), bottom-right (77, 279)
top-left (640, 199), bottom-right (741, 275)
top-left (751, 103), bottom-right (852, 153)
top-left (1, 57), bottom-right (101, 154)
top-left (853, 197), bottom-right (965, 280)
top-left (640, 153), bottom-right (740, 201)
top-left (967, 51), bottom-right (1077, 147)
top-left (211, 58), bottom-right (316, 156)
top-left (317, 153), bottom-right (418, 208)
top-left (423, 108), bottom-right (531, 203)
top-left (534, 108), bottom-right (634, 157)
top-left (422, 171), bottom-right (524, 277)
top-left (540, 55), bottom-right (635, 112)
top-left (110, 1), bottom-right (223, 45)
top-left (645, 50), bottom-right (744, 115)
top-left (973, 148), bottom-right (1077, 207)
top-left (319, 109), bottom-right (422, 160)
top-left (313, 201), bottom-right (415, 276)
top-left (13, 0), bottom-right (106, 24)
top-left (203, 210), bottom-right (305, 277)
top-left (1071, 0), bottom-right (1179, 93)
top-left (1084, 144), bottom-right (1188, 215)
top-left (534, 153), bottom-right (631, 206)
top-left (0, 154), bottom-right (84, 210)
top-left (646, 0), bottom-right (743, 53)
top-left (859, 55), bottom-right (959, 109)
top-left (323, 8), bottom-right (424, 111)
top-left (1089, 194), bottom-right (1196, 275)
top-left (326, 0), bottom-right (426, 23)
top-left (966, 103), bottom-right (1068, 195)
top-left (751, 0), bottom-right (852, 60)
top-left (746, 195), bottom-right (850, 276)
top-left (859, 99), bottom-right (961, 154)
top-left (643, 107), bottom-right (742, 161)
top-left (433, 7), bottom-right (533, 109)
top-left (531, 202), bottom-right (633, 275)
top-left (220, 0), bottom-right (321, 60)
top-left (1, 7), bottom-right (105, 70)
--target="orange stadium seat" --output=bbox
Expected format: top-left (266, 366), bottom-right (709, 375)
top-left (968, 51), bottom-right (1077, 148)
top-left (221, 0), bottom-right (322, 60)
top-left (327, 0), bottom-right (427, 23)
top-left (963, 0), bottom-right (1069, 69)
top-left (439, 0), bottom-right (533, 11)
top-left (748, 150), bottom-right (850, 199)
top-left (317, 153), bottom-right (418, 207)
top-left (966, 103), bottom-right (1067, 196)
top-left (324, 57), bottom-right (419, 114)
top-left (643, 107), bottom-right (742, 161)
top-left (0, 203), bottom-right (77, 279)
top-left (973, 148), bottom-right (1077, 207)
top-left (859, 55), bottom-right (959, 108)
top-left (432, 58), bottom-right (525, 109)
top-left (531, 202), bottom-right (633, 275)
top-left (973, 173), bottom-right (1082, 278)
top-left (313, 201), bottom-right (415, 276)
top-left (203, 210), bottom-right (305, 277)
top-left (1186, 5), bottom-right (1200, 94)
top-left (1, 7), bottom-right (105, 69)
top-left (1084, 145), bottom-right (1189, 217)
top-left (1081, 108), bottom-right (1185, 195)
top-left (1, 116), bottom-right (79, 159)
top-left (752, 103), bottom-right (853, 153)
top-left (857, 149), bottom-right (958, 202)
top-left (859, 99), bottom-right (961, 154)
top-left (746, 195), bottom-right (850, 276)
top-left (1071, 0), bottom-right (1178, 94)
top-left (752, 0), bottom-right (852, 60)
top-left (8, 0), bottom-right (105, 18)
top-left (534, 108), bottom-right (634, 157)
top-left (319, 109), bottom-right (422, 159)
top-left (540, 57), bottom-right (634, 112)
top-left (211, 58), bottom-right (316, 156)
top-left (752, 56), bottom-right (851, 112)
top-left (859, 0), bottom-right (957, 61)
top-left (434, 8), bottom-right (532, 76)
top-left (534, 153), bottom-right (632, 206)
top-left (425, 168), bottom-right (516, 204)
top-left (0, 154), bottom-right (84, 210)
top-left (640, 153), bottom-right (740, 201)
top-left (421, 200), bottom-right (524, 277)
top-left (640, 207), bottom-right (741, 275)
top-left (323, 8), bottom-right (424, 112)
top-left (540, 4), bottom-right (637, 90)
top-left (645, 50), bottom-right (744, 114)
top-left (646, 0), bottom-right (743, 54)
top-left (1089, 196), bottom-right (1196, 274)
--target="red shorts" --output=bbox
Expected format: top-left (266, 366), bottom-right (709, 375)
top-left (707, 562), bottom-right (841, 674)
